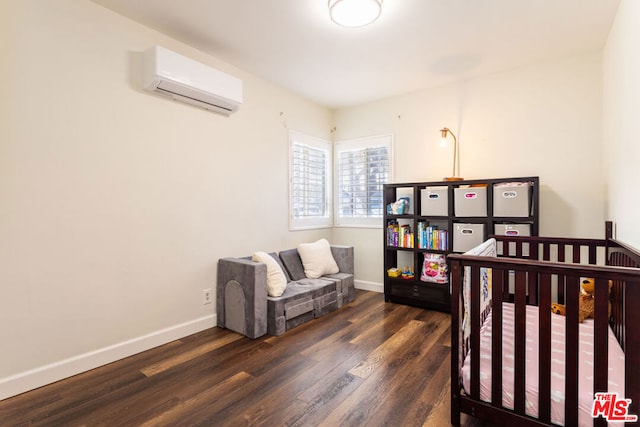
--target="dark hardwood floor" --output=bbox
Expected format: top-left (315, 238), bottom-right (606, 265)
top-left (0, 290), bottom-right (491, 426)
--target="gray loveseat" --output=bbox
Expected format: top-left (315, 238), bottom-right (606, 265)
top-left (217, 245), bottom-right (354, 338)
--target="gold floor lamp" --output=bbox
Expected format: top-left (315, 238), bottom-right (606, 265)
top-left (440, 127), bottom-right (463, 181)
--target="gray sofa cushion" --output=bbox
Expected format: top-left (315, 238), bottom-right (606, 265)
top-left (330, 246), bottom-right (355, 274)
top-left (267, 278), bottom-right (337, 335)
top-left (269, 252), bottom-right (292, 282)
top-left (279, 249), bottom-right (306, 281)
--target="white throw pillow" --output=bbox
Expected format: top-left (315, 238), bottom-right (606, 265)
top-left (252, 251), bottom-right (287, 297)
top-left (297, 239), bottom-right (340, 279)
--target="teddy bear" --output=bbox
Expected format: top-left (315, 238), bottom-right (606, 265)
top-left (550, 278), bottom-right (611, 323)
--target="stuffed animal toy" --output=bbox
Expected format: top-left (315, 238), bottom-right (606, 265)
top-left (550, 278), bottom-right (611, 323)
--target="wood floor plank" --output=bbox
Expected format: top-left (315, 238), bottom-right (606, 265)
top-left (360, 312), bottom-right (451, 425)
top-left (415, 354), bottom-right (455, 426)
top-left (140, 332), bottom-right (243, 376)
top-left (348, 318), bottom-right (426, 378)
top-left (187, 353), bottom-right (317, 425)
top-left (349, 302), bottom-right (425, 346)
top-left (318, 313), bottom-right (444, 426)
top-left (370, 339), bottom-right (450, 425)
top-left (138, 371), bottom-right (253, 427)
top-left (0, 290), bottom-right (493, 426)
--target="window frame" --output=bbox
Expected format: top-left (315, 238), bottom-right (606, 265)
top-left (334, 133), bottom-right (394, 228)
top-left (288, 130), bottom-right (333, 231)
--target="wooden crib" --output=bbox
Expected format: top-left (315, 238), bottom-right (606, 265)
top-left (449, 223), bottom-right (640, 426)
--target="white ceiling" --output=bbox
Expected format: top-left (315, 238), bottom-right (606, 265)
top-left (91, 0), bottom-right (620, 109)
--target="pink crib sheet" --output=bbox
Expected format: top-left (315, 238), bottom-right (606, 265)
top-left (461, 303), bottom-right (626, 426)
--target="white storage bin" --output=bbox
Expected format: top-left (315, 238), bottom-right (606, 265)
top-left (493, 182), bottom-right (531, 217)
top-left (454, 187), bottom-right (487, 217)
top-left (453, 223), bottom-right (485, 253)
top-left (495, 223), bottom-right (531, 256)
top-left (421, 187), bottom-right (448, 216)
top-left (494, 223), bottom-right (531, 237)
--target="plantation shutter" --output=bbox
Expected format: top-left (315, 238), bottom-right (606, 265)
top-left (335, 134), bottom-right (392, 227)
top-left (291, 142), bottom-right (327, 218)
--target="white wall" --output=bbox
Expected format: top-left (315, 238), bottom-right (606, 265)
top-left (0, 0), bottom-right (332, 398)
top-left (603, 0), bottom-right (640, 248)
top-left (333, 53), bottom-right (605, 285)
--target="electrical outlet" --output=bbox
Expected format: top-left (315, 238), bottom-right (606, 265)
top-left (202, 288), bottom-right (212, 305)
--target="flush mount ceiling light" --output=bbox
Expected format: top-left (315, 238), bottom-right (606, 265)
top-left (328, 0), bottom-right (383, 28)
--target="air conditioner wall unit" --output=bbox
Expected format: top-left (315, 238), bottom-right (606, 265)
top-left (142, 46), bottom-right (243, 115)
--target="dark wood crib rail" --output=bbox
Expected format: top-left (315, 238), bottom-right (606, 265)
top-left (450, 236), bottom-right (640, 427)
top-left (491, 234), bottom-right (610, 307)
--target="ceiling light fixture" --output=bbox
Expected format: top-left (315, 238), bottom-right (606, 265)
top-left (440, 127), bottom-right (463, 181)
top-left (328, 0), bottom-right (383, 28)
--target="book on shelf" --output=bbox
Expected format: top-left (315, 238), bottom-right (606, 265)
top-left (417, 222), bottom-right (448, 251)
top-left (387, 220), bottom-right (414, 248)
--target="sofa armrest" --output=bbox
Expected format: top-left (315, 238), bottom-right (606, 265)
top-left (217, 258), bottom-right (268, 339)
top-left (330, 245), bottom-right (354, 274)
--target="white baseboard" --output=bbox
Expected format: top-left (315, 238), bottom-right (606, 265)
top-left (1, 282), bottom-right (383, 401)
top-left (355, 279), bottom-right (383, 293)
top-left (0, 314), bottom-right (216, 401)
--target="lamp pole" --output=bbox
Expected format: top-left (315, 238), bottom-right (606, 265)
top-left (441, 127), bottom-right (462, 181)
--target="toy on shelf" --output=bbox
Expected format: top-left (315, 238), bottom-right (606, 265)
top-left (387, 196), bottom-right (411, 215)
top-left (401, 265), bottom-right (414, 280)
top-left (387, 267), bottom-right (401, 278)
top-left (420, 253), bottom-right (448, 284)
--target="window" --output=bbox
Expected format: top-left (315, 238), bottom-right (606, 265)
top-left (289, 130), bottom-right (332, 230)
top-left (335, 134), bottom-right (393, 228)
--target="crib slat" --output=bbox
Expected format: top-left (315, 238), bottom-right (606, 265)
top-left (589, 244), bottom-right (597, 265)
top-left (593, 278), bottom-right (609, 394)
top-left (564, 275), bottom-right (580, 426)
top-left (530, 241), bottom-right (538, 261)
top-left (527, 270), bottom-right (537, 306)
top-left (502, 268), bottom-right (510, 301)
top-left (514, 270), bottom-right (527, 415)
top-left (470, 266), bottom-right (481, 400)
top-left (491, 268), bottom-right (504, 407)
top-left (538, 273), bottom-right (552, 424)
top-left (543, 243), bottom-right (551, 261)
top-left (558, 244), bottom-right (566, 263)
top-left (450, 260), bottom-right (462, 427)
top-left (573, 245), bottom-right (581, 263)
top-left (558, 278), bottom-right (566, 305)
top-left (612, 279), bottom-right (623, 348)
top-left (593, 278), bottom-right (609, 427)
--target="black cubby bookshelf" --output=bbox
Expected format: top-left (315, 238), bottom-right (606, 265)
top-left (383, 176), bottom-right (539, 312)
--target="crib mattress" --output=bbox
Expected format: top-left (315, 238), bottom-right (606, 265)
top-left (461, 303), bottom-right (625, 426)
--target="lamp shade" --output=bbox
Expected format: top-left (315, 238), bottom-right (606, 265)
top-left (329, 0), bottom-right (383, 27)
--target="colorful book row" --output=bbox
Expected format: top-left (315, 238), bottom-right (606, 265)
top-left (417, 222), bottom-right (448, 251)
top-left (386, 221), bottom-right (414, 248)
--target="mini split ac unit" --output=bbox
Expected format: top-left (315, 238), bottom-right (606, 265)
top-left (142, 46), bottom-right (243, 115)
